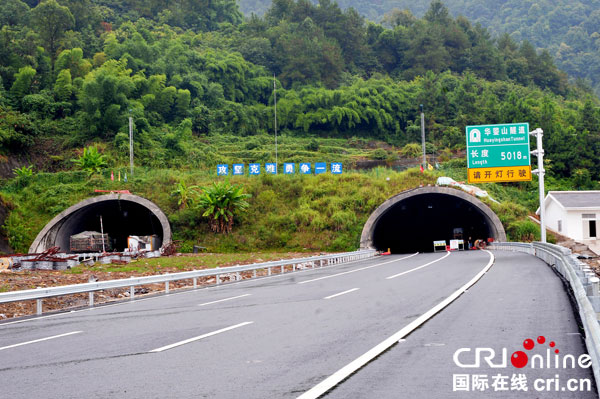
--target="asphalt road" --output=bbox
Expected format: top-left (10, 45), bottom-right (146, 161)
top-left (0, 250), bottom-right (595, 398)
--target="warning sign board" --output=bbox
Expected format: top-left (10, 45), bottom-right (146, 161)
top-left (468, 166), bottom-right (532, 183)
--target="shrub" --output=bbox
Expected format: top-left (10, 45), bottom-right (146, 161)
top-left (13, 165), bottom-right (33, 178)
top-left (71, 146), bottom-right (107, 176)
top-left (507, 220), bottom-right (540, 242)
top-left (370, 148), bottom-right (388, 160)
top-left (306, 138), bottom-right (320, 151)
top-left (197, 181), bottom-right (251, 234)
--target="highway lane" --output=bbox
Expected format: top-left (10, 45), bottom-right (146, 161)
top-left (0, 251), bottom-right (478, 368)
top-left (326, 250), bottom-right (596, 398)
top-left (0, 250), bottom-right (590, 398)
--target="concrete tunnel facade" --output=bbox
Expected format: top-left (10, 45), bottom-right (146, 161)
top-left (30, 194), bottom-right (172, 253)
top-left (360, 186), bottom-right (506, 253)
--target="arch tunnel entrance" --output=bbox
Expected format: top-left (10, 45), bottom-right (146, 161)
top-left (30, 194), bottom-right (172, 253)
top-left (360, 187), bottom-right (506, 254)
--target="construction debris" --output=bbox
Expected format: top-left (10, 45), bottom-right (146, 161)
top-left (70, 231), bottom-right (111, 253)
top-left (127, 235), bottom-right (160, 252)
top-left (160, 241), bottom-right (178, 257)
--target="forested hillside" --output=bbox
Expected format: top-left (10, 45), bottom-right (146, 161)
top-left (0, 0), bottom-right (598, 252)
top-left (2, 0), bottom-right (598, 181)
top-left (239, 0), bottom-right (600, 95)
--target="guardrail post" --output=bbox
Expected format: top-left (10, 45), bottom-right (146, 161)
top-left (193, 277), bottom-right (197, 289)
top-left (236, 272), bottom-right (241, 281)
top-left (216, 274), bottom-right (220, 285)
top-left (293, 264), bottom-right (296, 272)
top-left (268, 267), bottom-right (271, 276)
top-left (590, 277), bottom-right (600, 297)
top-left (165, 281), bottom-right (170, 293)
top-left (36, 299), bottom-right (42, 315)
top-left (130, 285), bottom-right (135, 299)
top-left (253, 270), bottom-right (257, 278)
top-left (89, 291), bottom-right (94, 307)
top-left (281, 265), bottom-right (284, 274)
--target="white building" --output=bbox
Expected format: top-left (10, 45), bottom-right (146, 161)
top-left (537, 191), bottom-right (600, 242)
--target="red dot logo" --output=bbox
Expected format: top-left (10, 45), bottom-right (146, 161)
top-left (523, 339), bottom-right (535, 350)
top-left (537, 336), bottom-right (545, 344)
top-left (550, 341), bottom-right (556, 348)
top-left (511, 351), bottom-right (529, 368)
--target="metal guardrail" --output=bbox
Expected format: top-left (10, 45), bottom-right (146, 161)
top-left (0, 250), bottom-right (376, 316)
top-left (490, 242), bottom-right (600, 394)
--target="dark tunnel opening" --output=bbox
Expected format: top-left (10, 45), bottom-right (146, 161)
top-left (371, 193), bottom-right (494, 254)
top-left (53, 200), bottom-right (163, 252)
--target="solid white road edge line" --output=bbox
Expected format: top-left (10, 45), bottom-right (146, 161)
top-left (297, 250), bottom-right (495, 399)
top-left (299, 253), bottom-right (419, 285)
top-left (198, 294), bottom-right (251, 307)
top-left (324, 288), bottom-right (360, 300)
top-left (149, 322), bottom-right (254, 353)
top-left (0, 331), bottom-right (83, 351)
top-left (386, 251), bottom-right (451, 280)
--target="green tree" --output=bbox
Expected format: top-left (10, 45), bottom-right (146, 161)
top-left (78, 60), bottom-right (135, 137)
top-left (0, 0), bottom-right (30, 26)
top-left (10, 66), bottom-right (36, 104)
top-left (29, 0), bottom-right (75, 64)
top-left (53, 69), bottom-right (72, 101)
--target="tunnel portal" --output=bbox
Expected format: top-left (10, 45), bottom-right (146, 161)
top-left (30, 194), bottom-right (172, 253)
top-left (360, 187), bottom-right (506, 253)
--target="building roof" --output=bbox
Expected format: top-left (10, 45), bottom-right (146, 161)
top-left (549, 191), bottom-right (600, 209)
top-left (536, 191), bottom-right (600, 214)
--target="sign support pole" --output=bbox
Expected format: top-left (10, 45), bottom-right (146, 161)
top-left (129, 115), bottom-right (134, 177)
top-left (274, 75), bottom-right (278, 169)
top-left (420, 104), bottom-right (426, 169)
top-left (531, 128), bottom-right (546, 243)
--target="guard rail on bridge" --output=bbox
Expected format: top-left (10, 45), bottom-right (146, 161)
top-left (490, 242), bottom-right (600, 395)
top-left (0, 250), bottom-right (376, 316)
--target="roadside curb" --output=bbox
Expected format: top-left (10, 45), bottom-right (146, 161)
top-left (491, 242), bottom-right (600, 397)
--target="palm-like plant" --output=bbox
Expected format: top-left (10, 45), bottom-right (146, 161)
top-left (171, 181), bottom-right (199, 209)
top-left (71, 146), bottom-right (107, 176)
top-left (197, 181), bottom-right (251, 234)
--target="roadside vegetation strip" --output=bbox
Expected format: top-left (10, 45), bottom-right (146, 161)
top-left (298, 253), bottom-right (419, 285)
top-left (385, 251), bottom-right (452, 280)
top-left (0, 331), bottom-right (83, 351)
top-left (297, 250), bottom-right (495, 399)
top-left (148, 322), bottom-right (254, 353)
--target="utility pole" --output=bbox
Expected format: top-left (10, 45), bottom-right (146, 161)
top-left (274, 75), bottom-right (278, 170)
top-left (420, 104), bottom-right (426, 169)
top-left (129, 110), bottom-right (134, 177)
top-left (530, 128), bottom-right (546, 242)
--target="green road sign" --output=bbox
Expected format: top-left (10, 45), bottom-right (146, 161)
top-left (466, 123), bottom-right (531, 169)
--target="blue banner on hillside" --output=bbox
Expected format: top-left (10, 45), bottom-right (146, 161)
top-left (265, 163), bottom-right (277, 174)
top-left (331, 162), bottom-right (342, 174)
top-left (284, 163), bottom-right (295, 174)
top-left (217, 162), bottom-right (344, 176)
top-left (233, 164), bottom-right (244, 175)
top-left (249, 163), bottom-right (260, 175)
top-left (217, 164), bottom-right (228, 176)
top-left (315, 162), bottom-right (326, 174)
